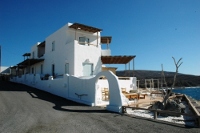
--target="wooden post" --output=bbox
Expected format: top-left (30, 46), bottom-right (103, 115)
top-left (129, 62), bottom-right (130, 77)
top-left (154, 110), bottom-right (157, 119)
top-left (107, 37), bottom-right (109, 49)
top-left (75, 28), bottom-right (77, 41)
top-left (145, 79), bottom-right (147, 89)
top-left (122, 106), bottom-right (126, 113)
top-left (132, 59), bottom-right (134, 77)
top-left (152, 79), bottom-right (154, 89)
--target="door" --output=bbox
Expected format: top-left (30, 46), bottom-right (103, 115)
top-left (83, 63), bottom-right (93, 76)
top-left (52, 64), bottom-right (55, 76)
top-left (65, 63), bottom-right (69, 74)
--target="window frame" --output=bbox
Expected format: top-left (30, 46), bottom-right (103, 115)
top-left (79, 37), bottom-right (89, 45)
top-left (32, 51), bottom-right (35, 59)
top-left (41, 64), bottom-right (43, 74)
top-left (65, 63), bottom-right (69, 74)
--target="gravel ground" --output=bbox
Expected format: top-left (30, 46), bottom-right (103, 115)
top-left (0, 81), bottom-right (199, 133)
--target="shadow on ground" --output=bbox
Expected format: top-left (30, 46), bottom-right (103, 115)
top-left (0, 81), bottom-right (109, 113)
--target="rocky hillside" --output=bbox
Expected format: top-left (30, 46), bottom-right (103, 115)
top-left (116, 70), bottom-right (200, 88)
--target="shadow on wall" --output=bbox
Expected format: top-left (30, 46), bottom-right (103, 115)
top-left (0, 81), bottom-right (110, 113)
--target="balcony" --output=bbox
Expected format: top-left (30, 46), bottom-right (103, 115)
top-left (101, 49), bottom-right (111, 56)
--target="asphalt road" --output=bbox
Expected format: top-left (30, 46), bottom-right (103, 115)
top-left (0, 81), bottom-right (199, 133)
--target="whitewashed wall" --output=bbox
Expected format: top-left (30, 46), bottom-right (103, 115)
top-left (44, 23), bottom-right (75, 76)
top-left (74, 40), bottom-right (102, 76)
top-left (10, 71), bottom-right (135, 113)
top-left (37, 22), bottom-right (102, 77)
top-left (31, 43), bottom-right (40, 59)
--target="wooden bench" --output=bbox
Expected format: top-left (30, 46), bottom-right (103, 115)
top-left (124, 93), bottom-right (139, 100)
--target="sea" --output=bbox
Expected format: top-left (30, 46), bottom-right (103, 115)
top-left (172, 87), bottom-right (200, 101)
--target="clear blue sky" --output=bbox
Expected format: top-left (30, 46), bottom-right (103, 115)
top-left (0, 0), bottom-right (200, 75)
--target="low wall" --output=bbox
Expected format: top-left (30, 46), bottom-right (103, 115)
top-left (11, 74), bottom-right (94, 106)
top-left (10, 71), bottom-right (137, 113)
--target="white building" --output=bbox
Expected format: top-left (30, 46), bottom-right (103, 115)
top-left (0, 66), bottom-right (10, 81)
top-left (10, 22), bottom-right (137, 113)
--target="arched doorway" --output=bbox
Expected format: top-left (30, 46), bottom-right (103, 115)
top-left (94, 71), bottom-right (124, 113)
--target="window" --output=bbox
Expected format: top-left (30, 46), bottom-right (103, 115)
top-left (41, 64), bottom-right (43, 74)
top-left (83, 63), bottom-right (93, 76)
top-left (79, 37), bottom-right (89, 45)
top-left (32, 67), bottom-right (34, 74)
top-left (52, 41), bottom-right (55, 51)
top-left (65, 63), bottom-right (69, 74)
top-left (52, 64), bottom-right (55, 76)
top-left (32, 51), bottom-right (35, 59)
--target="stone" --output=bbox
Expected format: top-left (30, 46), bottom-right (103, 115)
top-left (149, 101), bottom-right (164, 110)
top-left (178, 103), bottom-right (186, 113)
top-left (164, 100), bottom-right (182, 117)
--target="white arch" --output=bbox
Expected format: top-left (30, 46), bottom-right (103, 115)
top-left (94, 71), bottom-right (124, 113)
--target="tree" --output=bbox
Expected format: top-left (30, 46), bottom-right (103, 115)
top-left (162, 57), bottom-right (183, 107)
top-left (171, 57), bottom-right (183, 88)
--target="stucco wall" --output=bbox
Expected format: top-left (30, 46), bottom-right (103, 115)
top-left (30, 43), bottom-right (40, 59)
top-left (44, 24), bottom-right (75, 76)
top-left (74, 40), bottom-right (102, 76)
top-left (35, 23), bottom-right (102, 77)
top-left (10, 71), bottom-right (136, 113)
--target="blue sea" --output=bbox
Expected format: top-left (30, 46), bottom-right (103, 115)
top-left (173, 87), bottom-right (200, 101)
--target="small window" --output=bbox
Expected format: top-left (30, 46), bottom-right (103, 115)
top-left (52, 64), bottom-right (55, 76)
top-left (79, 37), bottom-right (89, 45)
top-left (32, 51), bottom-right (35, 59)
top-left (32, 67), bottom-right (34, 74)
top-left (65, 63), bottom-right (69, 74)
top-left (52, 41), bottom-right (55, 51)
top-left (41, 64), bottom-right (43, 74)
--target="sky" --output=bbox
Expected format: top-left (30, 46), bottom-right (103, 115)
top-left (0, 0), bottom-right (200, 75)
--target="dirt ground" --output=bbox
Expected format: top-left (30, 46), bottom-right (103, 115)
top-left (0, 81), bottom-right (199, 133)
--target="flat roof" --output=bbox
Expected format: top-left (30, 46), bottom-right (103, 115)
top-left (22, 53), bottom-right (31, 56)
top-left (101, 56), bottom-right (136, 64)
top-left (69, 23), bottom-right (102, 33)
top-left (17, 59), bottom-right (44, 67)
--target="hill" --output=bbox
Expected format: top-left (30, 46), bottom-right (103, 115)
top-left (116, 70), bottom-right (200, 88)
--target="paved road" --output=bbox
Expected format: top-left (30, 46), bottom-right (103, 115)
top-left (0, 81), bottom-right (199, 133)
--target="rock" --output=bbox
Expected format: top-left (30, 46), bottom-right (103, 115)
top-left (164, 100), bottom-right (182, 117)
top-left (149, 101), bottom-right (164, 110)
top-left (174, 97), bottom-right (182, 104)
top-left (178, 103), bottom-right (186, 113)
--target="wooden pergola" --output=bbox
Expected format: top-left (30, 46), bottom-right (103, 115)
top-left (69, 23), bottom-right (102, 33)
top-left (101, 55), bottom-right (136, 76)
top-left (69, 23), bottom-right (102, 47)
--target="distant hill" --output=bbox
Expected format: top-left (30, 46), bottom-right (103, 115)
top-left (116, 70), bottom-right (200, 88)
